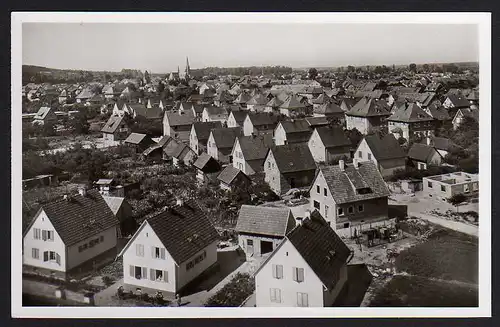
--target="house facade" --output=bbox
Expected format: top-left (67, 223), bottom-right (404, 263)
top-left (422, 172), bottom-right (479, 201)
top-left (354, 134), bottom-right (406, 177)
top-left (308, 126), bottom-right (351, 164)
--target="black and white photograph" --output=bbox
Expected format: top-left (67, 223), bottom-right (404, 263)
top-left (11, 12), bottom-right (491, 318)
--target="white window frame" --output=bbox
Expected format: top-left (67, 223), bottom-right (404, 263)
top-left (337, 207), bottom-right (344, 216)
top-left (32, 248), bottom-right (39, 259)
top-left (464, 184), bottom-right (470, 193)
top-left (136, 244), bottom-right (144, 257)
top-left (272, 264), bottom-right (283, 279)
top-left (292, 267), bottom-right (304, 283)
top-left (297, 292), bottom-right (309, 307)
top-left (33, 228), bottom-right (41, 240)
top-left (270, 288), bottom-right (282, 303)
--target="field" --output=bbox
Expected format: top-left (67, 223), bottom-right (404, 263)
top-left (370, 228), bottom-right (478, 307)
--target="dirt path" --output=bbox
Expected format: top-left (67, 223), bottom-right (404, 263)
top-left (409, 212), bottom-right (478, 237)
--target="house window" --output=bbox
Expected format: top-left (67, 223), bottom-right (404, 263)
top-left (428, 181), bottom-right (433, 188)
top-left (247, 239), bottom-right (253, 246)
top-left (316, 185), bottom-right (320, 194)
top-left (344, 222), bottom-right (350, 228)
top-left (130, 265), bottom-right (147, 280)
top-left (44, 251), bottom-right (61, 265)
top-left (136, 244), bottom-right (144, 257)
top-left (292, 267), bottom-right (304, 283)
top-left (297, 292), bottom-right (309, 307)
top-left (338, 208), bottom-right (344, 216)
top-left (323, 188), bottom-right (327, 196)
top-left (313, 200), bottom-right (320, 209)
top-left (47, 231), bottom-right (54, 241)
top-left (325, 205), bottom-right (329, 219)
top-left (268, 162), bottom-right (271, 169)
top-left (368, 153), bottom-right (372, 160)
top-left (464, 184), bottom-right (470, 193)
top-left (272, 264), bottom-right (284, 279)
top-left (33, 228), bottom-right (41, 240)
top-left (348, 206), bottom-right (354, 214)
top-left (32, 248), bottom-right (39, 259)
top-left (100, 236), bottom-right (104, 243)
top-left (473, 182), bottom-right (478, 191)
top-left (150, 269), bottom-right (168, 283)
top-left (358, 204), bottom-right (364, 212)
top-left (270, 288), bottom-right (282, 303)
top-left (358, 151), bottom-right (362, 158)
top-left (441, 185), bottom-right (446, 192)
top-left (153, 247), bottom-right (166, 259)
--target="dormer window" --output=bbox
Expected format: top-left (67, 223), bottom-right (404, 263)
top-left (356, 187), bottom-right (372, 195)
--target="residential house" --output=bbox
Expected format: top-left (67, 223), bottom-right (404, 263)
top-left (58, 89), bottom-right (69, 104)
top-left (227, 110), bottom-right (248, 128)
top-left (443, 94), bottom-right (471, 112)
top-left (264, 144), bottom-right (317, 195)
top-left (23, 188), bottom-right (119, 279)
top-left (340, 98), bottom-right (357, 112)
top-left (426, 136), bottom-right (459, 158)
top-left (407, 143), bottom-right (443, 170)
top-left (75, 88), bottom-right (94, 103)
top-left (119, 199), bottom-right (219, 294)
top-left (201, 106), bottom-right (229, 124)
top-left (387, 102), bottom-right (435, 142)
top-left (33, 106), bottom-right (57, 125)
top-left (313, 102), bottom-right (345, 123)
top-left (233, 92), bottom-right (252, 108)
top-left (213, 91), bottom-right (234, 107)
top-left (236, 205), bottom-right (296, 258)
top-left (142, 136), bottom-right (174, 161)
top-left (345, 97), bottom-right (391, 134)
top-left (466, 90), bottom-right (479, 109)
top-left (243, 112), bottom-right (279, 137)
top-left (254, 210), bottom-right (351, 307)
top-left (101, 115), bottom-right (130, 145)
top-left (274, 119), bottom-right (313, 146)
top-left (171, 143), bottom-right (196, 167)
top-left (163, 110), bottom-right (196, 143)
top-left (127, 104), bottom-right (163, 120)
top-left (102, 195), bottom-right (135, 238)
top-left (308, 126), bottom-right (351, 164)
top-left (279, 95), bottom-right (311, 117)
top-left (415, 92), bottom-right (439, 108)
top-left (246, 93), bottom-right (270, 112)
top-left (309, 160), bottom-right (391, 234)
top-left (162, 137), bottom-right (184, 162)
top-left (207, 127), bottom-right (243, 163)
top-left (422, 172), bottom-right (479, 201)
top-left (189, 121), bottom-right (223, 155)
top-left (124, 133), bottom-right (155, 153)
top-left (423, 103), bottom-right (452, 128)
top-left (193, 153), bottom-right (221, 184)
top-left (265, 97), bottom-right (284, 113)
top-left (232, 134), bottom-right (274, 176)
top-left (311, 93), bottom-right (332, 111)
top-left (217, 166), bottom-right (252, 192)
top-left (452, 108), bottom-right (479, 130)
top-left (354, 134), bottom-right (406, 177)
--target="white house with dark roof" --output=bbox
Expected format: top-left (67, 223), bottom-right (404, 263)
top-left (101, 115), bottom-right (130, 145)
top-left (227, 110), bottom-right (248, 128)
top-left (243, 112), bottom-right (280, 137)
top-left (207, 127), bottom-right (243, 163)
top-left (119, 199), bottom-right (219, 294)
top-left (23, 189), bottom-right (119, 279)
top-left (246, 93), bottom-right (269, 112)
top-left (387, 102), bottom-right (435, 142)
top-left (231, 134), bottom-right (274, 175)
top-left (236, 205), bottom-right (296, 258)
top-left (274, 119), bottom-right (313, 146)
top-left (308, 126), bottom-right (351, 164)
top-left (254, 210), bottom-right (352, 307)
top-left (163, 110), bottom-right (197, 142)
top-left (189, 121), bottom-right (222, 155)
top-left (309, 160), bottom-right (391, 235)
top-left (201, 106), bottom-right (229, 124)
top-left (407, 143), bottom-right (443, 170)
top-left (345, 97), bottom-right (391, 134)
top-left (217, 166), bottom-right (251, 191)
top-left (354, 134), bottom-right (407, 177)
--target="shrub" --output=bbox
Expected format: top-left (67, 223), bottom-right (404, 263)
top-left (102, 275), bottom-right (114, 287)
top-left (205, 273), bottom-right (255, 307)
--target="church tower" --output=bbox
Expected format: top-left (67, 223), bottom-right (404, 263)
top-left (185, 56), bottom-right (191, 78)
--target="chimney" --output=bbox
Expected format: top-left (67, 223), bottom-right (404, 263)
top-left (296, 216), bottom-right (303, 225)
top-left (78, 186), bottom-right (87, 197)
top-left (339, 159), bottom-right (345, 171)
top-left (63, 194), bottom-right (68, 200)
top-left (176, 198), bottom-right (184, 207)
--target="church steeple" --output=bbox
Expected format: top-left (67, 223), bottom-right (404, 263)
top-left (185, 56), bottom-right (190, 76)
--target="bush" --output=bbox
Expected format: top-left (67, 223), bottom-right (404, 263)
top-left (205, 273), bottom-right (255, 307)
top-left (102, 275), bottom-right (115, 287)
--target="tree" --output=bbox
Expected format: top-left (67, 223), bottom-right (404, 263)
top-left (447, 193), bottom-right (467, 212)
top-left (347, 65), bottom-right (355, 72)
top-left (308, 68), bottom-right (318, 79)
top-left (408, 63), bottom-right (417, 73)
top-left (345, 128), bottom-right (363, 148)
top-left (422, 64), bottom-right (430, 72)
top-left (157, 81), bottom-right (165, 95)
top-left (69, 114), bottom-right (90, 135)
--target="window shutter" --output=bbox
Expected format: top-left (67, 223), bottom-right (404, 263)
top-left (42, 230), bottom-right (47, 241)
top-left (276, 289), bottom-right (281, 303)
top-left (298, 268), bottom-right (304, 282)
top-left (303, 293), bottom-right (308, 306)
top-left (150, 269), bottom-right (155, 281)
top-left (43, 251), bottom-right (48, 262)
top-left (160, 248), bottom-right (166, 260)
top-left (270, 288), bottom-right (275, 302)
top-left (272, 264), bottom-right (276, 278)
top-left (33, 229), bottom-right (37, 239)
top-left (32, 248), bottom-right (36, 259)
top-left (164, 271), bottom-right (168, 283)
top-left (129, 265), bottom-right (134, 277)
top-left (151, 246), bottom-right (155, 258)
top-left (56, 253), bottom-right (61, 265)
top-left (278, 265), bottom-right (283, 279)
top-left (142, 267), bottom-right (147, 279)
top-left (292, 267), bottom-right (297, 281)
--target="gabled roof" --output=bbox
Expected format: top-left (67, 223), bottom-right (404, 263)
top-left (280, 119), bottom-right (310, 134)
top-left (235, 205), bottom-right (295, 237)
top-left (193, 153), bottom-right (221, 172)
top-left (456, 108), bottom-right (479, 122)
top-left (319, 161), bottom-right (390, 204)
top-left (171, 143), bottom-right (194, 160)
top-left (466, 90), bottom-right (479, 101)
top-left (165, 110), bottom-right (196, 127)
top-left (286, 210), bottom-right (351, 290)
top-left (304, 116), bottom-right (330, 127)
top-left (266, 97), bottom-right (283, 107)
top-left (210, 127), bottom-right (243, 149)
top-left (346, 97), bottom-right (391, 117)
top-left (101, 115), bottom-right (125, 133)
top-left (102, 196), bottom-right (126, 216)
top-left (124, 133), bottom-right (150, 145)
top-left (280, 95), bottom-right (308, 110)
top-left (237, 134), bottom-right (274, 161)
top-left (315, 126), bottom-right (351, 148)
top-left (314, 102), bottom-right (344, 115)
top-left (76, 88), bottom-right (94, 99)
top-left (142, 136), bottom-right (174, 156)
top-left (363, 133), bottom-right (406, 160)
top-left (129, 104), bottom-right (163, 119)
top-left (340, 98), bottom-right (357, 111)
top-left (25, 189), bottom-right (118, 246)
top-left (407, 143), bottom-right (440, 162)
top-left (144, 200), bottom-right (219, 264)
top-left (217, 166), bottom-right (249, 185)
top-left (192, 121), bottom-right (223, 141)
top-left (425, 104), bottom-right (451, 121)
top-left (228, 111), bottom-right (248, 125)
top-left (446, 94), bottom-right (471, 108)
top-left (247, 93), bottom-right (269, 106)
top-left (234, 92), bottom-right (251, 104)
top-left (247, 112), bottom-right (279, 127)
top-left (416, 92), bottom-right (437, 107)
top-left (269, 143), bottom-right (316, 174)
top-left (388, 102), bottom-right (433, 123)
top-left (204, 106), bottom-right (228, 117)
top-left (428, 136), bottom-right (458, 152)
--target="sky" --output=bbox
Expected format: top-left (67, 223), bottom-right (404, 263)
top-left (22, 23), bottom-right (479, 73)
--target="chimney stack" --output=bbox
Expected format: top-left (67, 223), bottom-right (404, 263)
top-left (78, 186), bottom-right (87, 197)
top-left (176, 198), bottom-right (184, 207)
top-left (339, 159), bottom-right (345, 171)
top-left (426, 136), bottom-right (431, 146)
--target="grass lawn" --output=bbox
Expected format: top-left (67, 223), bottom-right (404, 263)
top-left (369, 275), bottom-right (478, 307)
top-left (395, 228), bottom-right (478, 284)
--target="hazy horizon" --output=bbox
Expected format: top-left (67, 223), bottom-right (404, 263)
top-left (22, 23), bottom-right (479, 74)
